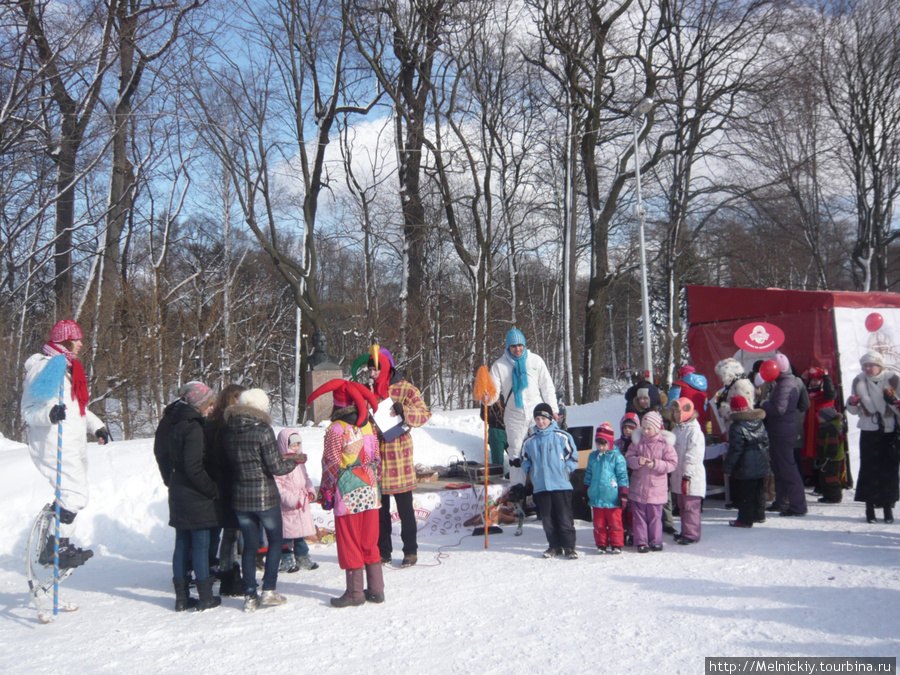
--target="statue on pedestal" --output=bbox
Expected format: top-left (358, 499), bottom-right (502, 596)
top-left (307, 330), bottom-right (340, 371)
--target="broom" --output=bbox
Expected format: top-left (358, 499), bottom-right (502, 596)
top-left (472, 366), bottom-right (502, 543)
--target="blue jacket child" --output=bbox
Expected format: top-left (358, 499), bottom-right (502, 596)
top-left (518, 403), bottom-right (580, 558)
top-left (521, 418), bottom-right (579, 493)
top-left (585, 441), bottom-right (629, 509)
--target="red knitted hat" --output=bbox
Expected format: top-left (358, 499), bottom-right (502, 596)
top-left (49, 320), bottom-right (83, 343)
top-left (730, 395), bottom-right (750, 412)
top-left (595, 422), bottom-right (615, 445)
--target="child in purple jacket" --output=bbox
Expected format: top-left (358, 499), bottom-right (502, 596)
top-left (625, 411), bottom-right (678, 553)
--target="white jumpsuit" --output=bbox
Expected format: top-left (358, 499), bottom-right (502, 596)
top-left (21, 354), bottom-right (104, 537)
top-left (489, 350), bottom-right (558, 486)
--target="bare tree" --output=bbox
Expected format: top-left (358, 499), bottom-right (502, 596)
top-left (816, 0), bottom-right (900, 291)
top-left (18, 0), bottom-right (120, 310)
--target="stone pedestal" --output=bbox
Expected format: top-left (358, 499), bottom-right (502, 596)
top-left (306, 367), bottom-right (343, 424)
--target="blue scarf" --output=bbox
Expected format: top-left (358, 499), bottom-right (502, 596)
top-left (510, 348), bottom-right (529, 408)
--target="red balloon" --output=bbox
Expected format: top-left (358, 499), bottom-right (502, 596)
top-left (865, 312), bottom-right (884, 332)
top-left (759, 359), bottom-right (780, 383)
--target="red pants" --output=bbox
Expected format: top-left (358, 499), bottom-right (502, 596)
top-left (335, 509), bottom-right (380, 569)
top-left (592, 507), bottom-right (624, 548)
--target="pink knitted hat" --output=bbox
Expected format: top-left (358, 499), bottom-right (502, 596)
top-left (642, 411), bottom-right (664, 431)
top-left (49, 320), bottom-right (83, 343)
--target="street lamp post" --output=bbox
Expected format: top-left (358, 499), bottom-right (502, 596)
top-left (632, 97), bottom-right (654, 379)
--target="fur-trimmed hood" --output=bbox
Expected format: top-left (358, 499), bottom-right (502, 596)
top-left (729, 408), bottom-right (766, 422)
top-left (224, 404), bottom-right (272, 427)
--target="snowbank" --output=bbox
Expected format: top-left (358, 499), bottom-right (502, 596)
top-left (1, 401), bottom-right (898, 673)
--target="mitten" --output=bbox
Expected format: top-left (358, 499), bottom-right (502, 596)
top-left (320, 490), bottom-right (334, 511)
top-left (509, 456), bottom-right (522, 468)
top-left (392, 401), bottom-right (404, 418)
top-left (95, 427), bottom-right (110, 443)
top-left (883, 387), bottom-right (898, 406)
top-left (618, 486), bottom-right (629, 511)
top-left (681, 475), bottom-right (691, 496)
top-left (49, 404), bottom-right (67, 424)
top-left (847, 395), bottom-right (861, 407)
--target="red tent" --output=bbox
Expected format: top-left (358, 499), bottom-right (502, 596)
top-left (686, 285), bottom-right (900, 395)
top-left (686, 285), bottom-right (900, 469)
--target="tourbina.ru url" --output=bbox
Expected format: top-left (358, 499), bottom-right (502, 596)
top-left (705, 657), bottom-right (896, 674)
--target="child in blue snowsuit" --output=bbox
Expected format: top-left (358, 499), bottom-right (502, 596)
top-left (519, 403), bottom-right (579, 559)
top-left (584, 422), bottom-right (629, 553)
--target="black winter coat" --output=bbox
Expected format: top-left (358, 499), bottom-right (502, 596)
top-left (223, 405), bottom-right (296, 512)
top-left (157, 402), bottom-right (219, 530)
top-left (724, 409), bottom-right (771, 480)
top-left (204, 416), bottom-right (238, 528)
top-left (153, 400), bottom-right (182, 486)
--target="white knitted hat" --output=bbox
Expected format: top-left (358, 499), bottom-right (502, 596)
top-left (860, 351), bottom-right (884, 368)
top-left (239, 388), bottom-right (269, 412)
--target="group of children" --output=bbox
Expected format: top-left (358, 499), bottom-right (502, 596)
top-left (520, 397), bottom-right (708, 556)
top-left (520, 381), bottom-right (849, 555)
top-left (267, 391), bottom-right (845, 564)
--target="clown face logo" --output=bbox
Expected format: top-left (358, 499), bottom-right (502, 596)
top-left (749, 325), bottom-right (770, 345)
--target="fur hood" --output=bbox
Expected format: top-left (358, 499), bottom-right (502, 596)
top-left (715, 358), bottom-right (745, 386)
top-left (223, 404), bottom-right (272, 426)
top-left (729, 408), bottom-right (766, 422)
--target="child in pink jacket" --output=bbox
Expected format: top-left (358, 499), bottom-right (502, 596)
top-left (625, 411), bottom-right (678, 553)
top-left (273, 429), bottom-right (319, 572)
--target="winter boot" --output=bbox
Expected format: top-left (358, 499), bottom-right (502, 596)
top-left (218, 562), bottom-right (244, 597)
top-left (260, 589), bottom-right (288, 606)
top-left (279, 552), bottom-right (300, 574)
top-left (330, 569), bottom-right (365, 608)
top-left (196, 577), bottom-right (221, 611)
top-left (39, 534), bottom-right (93, 568)
top-left (401, 553), bottom-right (417, 568)
top-left (885, 506), bottom-right (894, 524)
top-left (173, 577), bottom-right (199, 612)
top-left (295, 554), bottom-right (319, 571)
top-left (57, 537), bottom-right (93, 569)
top-left (866, 503), bottom-right (877, 523)
top-left (243, 591), bottom-right (261, 613)
top-left (364, 563), bottom-right (385, 603)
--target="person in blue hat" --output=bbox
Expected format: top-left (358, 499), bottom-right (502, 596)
top-left (483, 329), bottom-right (558, 488)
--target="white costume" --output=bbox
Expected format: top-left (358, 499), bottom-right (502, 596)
top-left (489, 350), bottom-right (558, 486)
top-left (21, 354), bottom-right (104, 536)
top-left (714, 358), bottom-right (756, 432)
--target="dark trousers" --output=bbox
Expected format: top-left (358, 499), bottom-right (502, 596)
top-left (379, 490), bottom-right (417, 557)
top-left (735, 478), bottom-right (765, 526)
top-left (771, 441), bottom-right (808, 514)
top-left (173, 528), bottom-right (211, 581)
top-left (235, 505), bottom-right (283, 593)
top-left (533, 490), bottom-right (576, 550)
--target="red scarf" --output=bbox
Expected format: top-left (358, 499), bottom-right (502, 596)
top-left (42, 341), bottom-right (89, 416)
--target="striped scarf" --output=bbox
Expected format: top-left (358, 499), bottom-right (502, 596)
top-left (42, 341), bottom-right (89, 416)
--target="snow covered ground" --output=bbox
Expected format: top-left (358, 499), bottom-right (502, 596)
top-left (1, 398), bottom-right (898, 674)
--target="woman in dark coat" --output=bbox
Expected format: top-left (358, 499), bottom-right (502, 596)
top-left (761, 354), bottom-right (807, 516)
top-left (203, 383), bottom-right (245, 595)
top-left (155, 382), bottom-right (220, 612)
